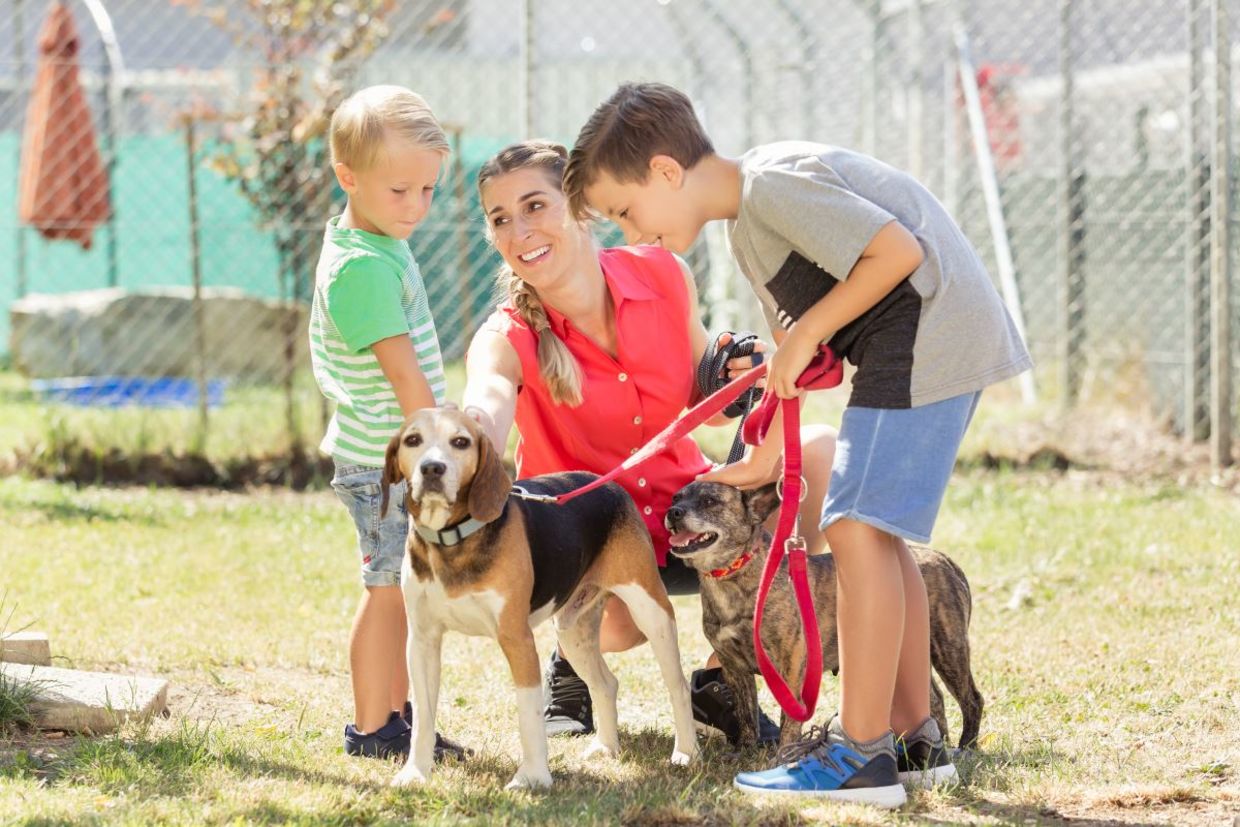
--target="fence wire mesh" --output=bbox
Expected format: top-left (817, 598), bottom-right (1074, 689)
top-left (1, 0), bottom-right (1236, 468)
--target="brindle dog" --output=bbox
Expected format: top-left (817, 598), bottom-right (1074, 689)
top-left (665, 480), bottom-right (983, 750)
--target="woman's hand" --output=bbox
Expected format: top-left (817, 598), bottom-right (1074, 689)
top-left (766, 326), bottom-right (820, 399)
top-left (714, 331), bottom-right (768, 382)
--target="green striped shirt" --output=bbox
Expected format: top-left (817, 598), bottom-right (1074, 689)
top-left (309, 216), bottom-right (447, 466)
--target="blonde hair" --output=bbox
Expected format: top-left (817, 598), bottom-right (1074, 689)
top-left (478, 141), bottom-right (583, 407)
top-left (330, 85), bottom-right (450, 171)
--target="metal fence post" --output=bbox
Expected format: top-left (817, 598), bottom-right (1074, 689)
top-left (519, 0), bottom-right (534, 137)
top-left (864, 0), bottom-right (880, 155)
top-left (1210, 0), bottom-right (1234, 469)
top-left (1186, 0), bottom-right (1210, 442)
top-left (184, 116), bottom-right (209, 449)
top-left (908, 0), bottom-right (925, 179)
top-left (1058, 0), bottom-right (1085, 407)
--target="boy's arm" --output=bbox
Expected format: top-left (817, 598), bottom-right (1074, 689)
top-left (767, 220), bottom-right (923, 399)
top-left (700, 221), bottom-right (922, 487)
top-left (461, 329), bottom-right (522, 452)
top-left (372, 335), bottom-right (437, 418)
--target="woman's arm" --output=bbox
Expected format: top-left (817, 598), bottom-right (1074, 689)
top-left (462, 329), bottom-right (523, 452)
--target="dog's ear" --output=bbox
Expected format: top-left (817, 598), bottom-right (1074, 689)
top-left (743, 482), bottom-right (782, 524)
top-left (380, 430), bottom-right (404, 518)
top-left (467, 431), bottom-right (510, 523)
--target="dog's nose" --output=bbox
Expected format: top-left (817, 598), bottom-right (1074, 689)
top-left (667, 505), bottom-right (684, 522)
top-left (420, 460), bottom-right (447, 478)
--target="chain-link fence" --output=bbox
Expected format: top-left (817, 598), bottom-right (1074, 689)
top-left (1, 0), bottom-right (1237, 471)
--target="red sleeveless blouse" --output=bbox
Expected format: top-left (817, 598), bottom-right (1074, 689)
top-left (481, 245), bottom-right (712, 565)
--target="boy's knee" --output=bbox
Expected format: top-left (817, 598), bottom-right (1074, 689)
top-left (823, 517), bottom-right (895, 552)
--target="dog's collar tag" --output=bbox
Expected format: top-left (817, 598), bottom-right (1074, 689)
top-left (414, 517), bottom-right (488, 547)
top-left (707, 548), bottom-right (758, 579)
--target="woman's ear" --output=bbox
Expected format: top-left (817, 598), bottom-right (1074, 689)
top-left (468, 430), bottom-right (510, 523)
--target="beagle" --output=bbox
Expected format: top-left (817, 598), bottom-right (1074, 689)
top-left (381, 406), bottom-right (698, 790)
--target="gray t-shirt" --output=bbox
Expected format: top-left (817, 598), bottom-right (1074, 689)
top-left (726, 141), bottom-right (1032, 409)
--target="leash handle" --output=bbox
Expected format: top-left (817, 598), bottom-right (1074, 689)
top-left (546, 362), bottom-right (767, 505)
top-left (742, 344), bottom-right (844, 448)
top-left (752, 399), bottom-right (823, 722)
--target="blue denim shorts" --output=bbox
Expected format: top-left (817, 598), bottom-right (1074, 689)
top-left (819, 391), bottom-right (981, 544)
top-left (331, 461), bottom-right (408, 588)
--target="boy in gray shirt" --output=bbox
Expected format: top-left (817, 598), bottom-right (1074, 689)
top-left (565, 82), bottom-right (1030, 808)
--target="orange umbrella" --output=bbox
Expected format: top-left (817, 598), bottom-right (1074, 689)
top-left (17, 1), bottom-right (110, 250)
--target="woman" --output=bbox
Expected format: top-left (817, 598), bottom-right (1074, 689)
top-left (462, 141), bottom-right (835, 743)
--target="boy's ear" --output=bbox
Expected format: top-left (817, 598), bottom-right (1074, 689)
top-left (333, 161), bottom-right (357, 194)
top-left (649, 154), bottom-right (685, 189)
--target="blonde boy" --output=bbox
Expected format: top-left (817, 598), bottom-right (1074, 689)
top-left (310, 85), bottom-right (464, 760)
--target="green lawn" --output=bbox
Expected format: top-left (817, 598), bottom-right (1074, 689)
top-left (2, 465), bottom-right (1238, 825)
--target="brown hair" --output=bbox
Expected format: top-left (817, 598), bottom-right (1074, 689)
top-left (563, 82), bottom-right (714, 220)
top-left (330, 85), bottom-right (450, 172)
top-left (477, 141), bottom-right (583, 407)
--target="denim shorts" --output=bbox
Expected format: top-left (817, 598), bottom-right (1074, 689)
top-left (819, 391), bottom-right (981, 544)
top-left (331, 461), bottom-right (408, 588)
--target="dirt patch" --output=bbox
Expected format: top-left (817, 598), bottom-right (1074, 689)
top-left (7, 443), bottom-right (336, 490)
top-left (963, 406), bottom-right (1240, 492)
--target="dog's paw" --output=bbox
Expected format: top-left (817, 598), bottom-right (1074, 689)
top-left (390, 763), bottom-right (432, 788)
top-left (505, 765), bottom-right (553, 790)
top-left (670, 745), bottom-right (698, 766)
top-left (582, 737), bottom-right (620, 761)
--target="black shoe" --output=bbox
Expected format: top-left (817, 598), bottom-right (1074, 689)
top-left (543, 650), bottom-right (594, 736)
top-left (344, 711), bottom-right (410, 759)
top-left (401, 701), bottom-right (473, 762)
top-left (690, 667), bottom-right (780, 746)
top-left (896, 717), bottom-right (958, 788)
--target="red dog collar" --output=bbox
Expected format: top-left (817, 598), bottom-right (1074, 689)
top-left (707, 548), bottom-right (758, 579)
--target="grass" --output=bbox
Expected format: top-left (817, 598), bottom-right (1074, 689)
top-left (1, 459), bottom-right (1239, 824)
top-left (0, 364), bottom-right (1062, 481)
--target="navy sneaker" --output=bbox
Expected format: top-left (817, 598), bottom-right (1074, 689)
top-left (733, 716), bottom-right (907, 808)
top-left (401, 702), bottom-right (473, 762)
top-left (344, 711), bottom-right (410, 759)
top-left (896, 717), bottom-right (957, 788)
top-left (543, 651), bottom-right (594, 736)
top-left (689, 667), bottom-right (780, 746)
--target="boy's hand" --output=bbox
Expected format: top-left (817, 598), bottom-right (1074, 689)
top-left (766, 327), bottom-right (821, 399)
top-left (697, 451), bottom-right (779, 489)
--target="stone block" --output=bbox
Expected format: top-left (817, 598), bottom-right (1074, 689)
top-left (0, 663), bottom-right (168, 734)
top-left (0, 631), bottom-right (51, 665)
top-left (9, 287), bottom-right (308, 383)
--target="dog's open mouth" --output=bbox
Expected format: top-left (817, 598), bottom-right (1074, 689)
top-left (668, 530), bottom-right (718, 555)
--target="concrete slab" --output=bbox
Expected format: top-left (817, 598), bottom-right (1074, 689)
top-left (0, 663), bottom-right (169, 734)
top-left (1, 631), bottom-right (52, 666)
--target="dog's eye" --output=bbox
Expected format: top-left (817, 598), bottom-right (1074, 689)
top-left (450, 436), bottom-right (471, 449)
top-left (403, 433), bottom-right (422, 447)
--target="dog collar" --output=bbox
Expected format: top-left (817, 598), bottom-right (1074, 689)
top-left (414, 517), bottom-right (488, 547)
top-left (706, 548), bottom-right (758, 579)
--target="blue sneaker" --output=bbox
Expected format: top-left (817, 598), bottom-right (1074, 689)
top-left (896, 717), bottom-right (957, 788)
top-left (733, 717), bottom-right (907, 808)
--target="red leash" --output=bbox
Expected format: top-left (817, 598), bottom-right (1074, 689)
top-left (740, 346), bottom-right (843, 722)
top-left (523, 344), bottom-right (843, 723)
